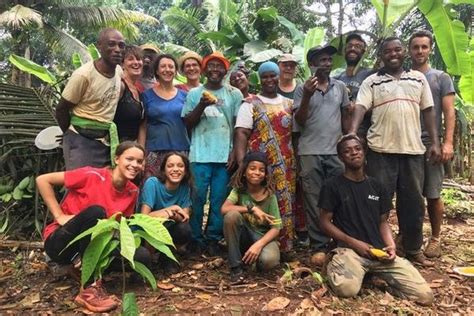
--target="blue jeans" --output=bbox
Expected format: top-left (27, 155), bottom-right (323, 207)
top-left (190, 162), bottom-right (230, 244)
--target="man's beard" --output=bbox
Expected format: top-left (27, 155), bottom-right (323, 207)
top-left (346, 57), bottom-right (361, 67)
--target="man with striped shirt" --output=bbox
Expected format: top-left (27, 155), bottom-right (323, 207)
top-left (348, 37), bottom-right (441, 266)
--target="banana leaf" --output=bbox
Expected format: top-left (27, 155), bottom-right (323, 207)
top-left (418, 0), bottom-right (471, 76)
top-left (303, 27), bottom-right (326, 78)
top-left (371, 0), bottom-right (417, 29)
top-left (458, 40), bottom-right (474, 105)
top-left (9, 54), bottom-right (57, 85)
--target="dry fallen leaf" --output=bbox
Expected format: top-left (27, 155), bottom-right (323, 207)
top-left (262, 296), bottom-right (290, 312)
top-left (19, 292), bottom-right (40, 307)
top-left (54, 285), bottom-right (72, 291)
top-left (191, 263), bottom-right (204, 270)
top-left (171, 287), bottom-right (182, 293)
top-left (195, 293), bottom-right (212, 302)
top-left (157, 282), bottom-right (175, 290)
top-left (288, 261), bottom-right (301, 269)
top-left (379, 292), bottom-right (394, 305)
top-left (300, 298), bottom-right (315, 309)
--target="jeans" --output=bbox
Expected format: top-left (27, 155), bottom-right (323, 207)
top-left (190, 162), bottom-right (230, 244)
top-left (366, 150), bottom-right (425, 255)
top-left (223, 211), bottom-right (280, 270)
top-left (299, 155), bottom-right (344, 251)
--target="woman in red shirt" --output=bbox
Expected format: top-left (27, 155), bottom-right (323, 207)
top-left (37, 141), bottom-right (146, 313)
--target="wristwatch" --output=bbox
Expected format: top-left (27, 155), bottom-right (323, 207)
top-left (246, 202), bottom-right (254, 214)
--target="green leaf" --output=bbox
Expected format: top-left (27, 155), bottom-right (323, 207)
top-left (12, 186), bottom-right (24, 200)
top-left (72, 53), bottom-right (83, 69)
top-left (8, 54), bottom-right (57, 85)
top-left (243, 40), bottom-right (268, 57)
top-left (17, 176), bottom-right (30, 190)
top-left (312, 271), bottom-right (324, 284)
top-left (247, 48), bottom-right (283, 64)
top-left (1, 193), bottom-right (12, 203)
top-left (134, 230), bottom-right (177, 263)
top-left (122, 292), bottom-right (139, 316)
top-left (371, 0), bottom-right (416, 28)
top-left (303, 27), bottom-right (326, 77)
top-left (256, 7), bottom-right (278, 22)
top-left (81, 230), bottom-right (114, 286)
top-left (97, 256), bottom-right (114, 279)
top-left (120, 217), bottom-right (136, 269)
top-left (276, 16), bottom-right (304, 46)
top-left (128, 214), bottom-right (173, 246)
top-left (0, 211), bottom-right (9, 234)
top-left (99, 239), bottom-right (119, 262)
top-left (418, 0), bottom-right (471, 76)
top-left (459, 47), bottom-right (474, 105)
top-left (87, 44), bottom-right (100, 60)
top-left (63, 217), bottom-right (119, 253)
top-left (132, 260), bottom-right (157, 290)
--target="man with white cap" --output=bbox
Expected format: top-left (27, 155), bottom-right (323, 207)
top-left (277, 53), bottom-right (298, 99)
top-left (293, 44), bottom-right (351, 264)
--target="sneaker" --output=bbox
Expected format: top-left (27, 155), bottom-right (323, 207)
top-left (406, 252), bottom-right (435, 267)
top-left (74, 282), bottom-right (118, 312)
top-left (424, 237), bottom-right (441, 258)
top-left (230, 266), bottom-right (244, 283)
top-left (206, 241), bottom-right (223, 257)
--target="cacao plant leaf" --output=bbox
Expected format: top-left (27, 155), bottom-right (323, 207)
top-left (128, 214), bottom-right (173, 246)
top-left (122, 292), bottom-right (139, 316)
top-left (134, 229), bottom-right (177, 262)
top-left (132, 260), bottom-right (157, 290)
top-left (120, 216), bottom-right (136, 269)
top-left (63, 216), bottom-right (119, 252)
top-left (81, 230), bottom-right (114, 286)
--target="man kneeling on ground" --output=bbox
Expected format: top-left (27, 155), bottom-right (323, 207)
top-left (319, 135), bottom-right (433, 305)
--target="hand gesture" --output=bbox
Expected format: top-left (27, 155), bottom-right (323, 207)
top-left (242, 241), bottom-right (263, 264)
top-left (302, 76), bottom-right (319, 97)
top-left (252, 206), bottom-right (275, 225)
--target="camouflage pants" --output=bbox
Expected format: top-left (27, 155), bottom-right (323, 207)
top-left (326, 248), bottom-right (433, 305)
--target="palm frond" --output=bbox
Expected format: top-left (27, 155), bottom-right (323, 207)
top-left (0, 83), bottom-right (58, 165)
top-left (42, 22), bottom-right (91, 63)
top-left (162, 6), bottom-right (214, 54)
top-left (48, 7), bottom-right (158, 28)
top-left (0, 4), bottom-right (43, 30)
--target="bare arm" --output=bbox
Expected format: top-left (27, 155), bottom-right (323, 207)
top-left (36, 172), bottom-right (73, 226)
top-left (221, 199), bottom-right (249, 215)
top-left (320, 208), bottom-right (374, 259)
top-left (55, 98), bottom-right (76, 132)
top-left (141, 204), bottom-right (189, 222)
top-left (422, 107), bottom-right (441, 163)
top-left (379, 213), bottom-right (396, 261)
top-left (294, 77), bottom-right (318, 126)
top-left (137, 118), bottom-right (147, 147)
top-left (441, 93), bottom-right (455, 162)
top-left (341, 105), bottom-right (352, 134)
top-left (233, 127), bottom-right (251, 166)
top-left (347, 104), bottom-right (367, 135)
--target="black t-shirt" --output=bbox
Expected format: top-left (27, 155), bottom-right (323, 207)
top-left (318, 174), bottom-right (392, 249)
top-left (114, 80), bottom-right (144, 141)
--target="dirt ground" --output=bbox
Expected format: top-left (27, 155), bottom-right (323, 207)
top-left (0, 212), bottom-right (473, 315)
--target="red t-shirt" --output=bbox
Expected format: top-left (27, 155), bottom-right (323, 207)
top-left (43, 167), bottom-right (139, 240)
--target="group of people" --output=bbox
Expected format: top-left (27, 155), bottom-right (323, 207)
top-left (38, 27), bottom-right (456, 311)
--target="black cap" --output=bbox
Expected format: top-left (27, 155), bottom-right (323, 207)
top-left (243, 151), bottom-right (268, 165)
top-left (306, 45), bottom-right (337, 63)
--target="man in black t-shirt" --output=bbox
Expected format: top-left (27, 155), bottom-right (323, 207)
top-left (318, 135), bottom-right (433, 305)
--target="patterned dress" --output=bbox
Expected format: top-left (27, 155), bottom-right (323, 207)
top-left (246, 95), bottom-right (297, 252)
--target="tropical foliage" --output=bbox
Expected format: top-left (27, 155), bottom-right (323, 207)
top-left (65, 213), bottom-right (176, 289)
